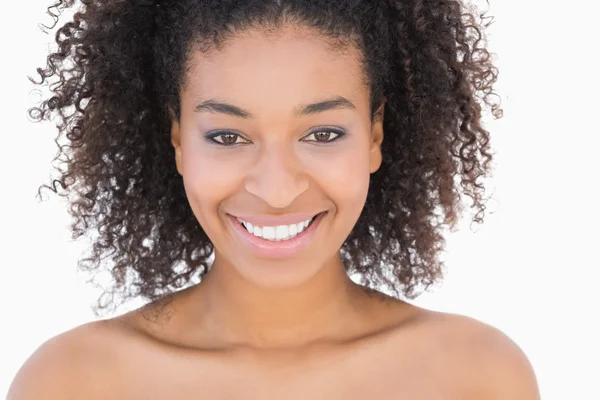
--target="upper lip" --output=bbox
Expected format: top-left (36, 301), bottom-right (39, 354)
top-left (229, 212), bottom-right (325, 226)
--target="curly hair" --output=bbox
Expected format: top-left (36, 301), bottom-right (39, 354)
top-left (29, 0), bottom-right (501, 316)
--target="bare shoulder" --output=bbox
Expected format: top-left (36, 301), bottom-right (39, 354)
top-left (406, 308), bottom-right (541, 400)
top-left (7, 319), bottom-right (127, 400)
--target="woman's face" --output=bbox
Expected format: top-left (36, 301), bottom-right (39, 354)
top-left (171, 25), bottom-right (384, 289)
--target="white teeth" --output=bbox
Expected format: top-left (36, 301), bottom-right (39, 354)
top-left (237, 216), bottom-right (316, 241)
top-left (289, 223), bottom-right (297, 237)
top-left (275, 225), bottom-right (288, 241)
top-left (262, 226), bottom-right (276, 240)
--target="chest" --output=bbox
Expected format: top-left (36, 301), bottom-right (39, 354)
top-left (109, 343), bottom-right (457, 400)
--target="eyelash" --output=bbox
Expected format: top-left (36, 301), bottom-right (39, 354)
top-left (205, 127), bottom-right (347, 147)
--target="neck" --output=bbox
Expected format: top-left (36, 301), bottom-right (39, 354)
top-left (193, 253), bottom-right (369, 350)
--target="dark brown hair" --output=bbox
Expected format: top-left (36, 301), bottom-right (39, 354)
top-left (30, 0), bottom-right (501, 315)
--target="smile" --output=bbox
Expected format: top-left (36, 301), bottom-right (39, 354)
top-left (236, 214), bottom-right (319, 241)
top-left (228, 212), bottom-right (327, 258)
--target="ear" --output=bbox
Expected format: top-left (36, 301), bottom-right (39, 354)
top-left (169, 107), bottom-right (183, 176)
top-left (369, 98), bottom-right (386, 174)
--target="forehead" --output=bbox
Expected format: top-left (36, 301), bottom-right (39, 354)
top-left (182, 26), bottom-right (369, 112)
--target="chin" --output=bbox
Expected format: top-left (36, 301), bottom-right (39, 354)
top-left (230, 256), bottom-right (327, 290)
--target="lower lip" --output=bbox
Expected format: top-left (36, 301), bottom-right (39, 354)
top-left (228, 212), bottom-right (327, 259)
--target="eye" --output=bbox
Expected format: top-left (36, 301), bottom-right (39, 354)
top-left (205, 126), bottom-right (347, 147)
top-left (302, 127), bottom-right (347, 144)
top-left (205, 131), bottom-right (251, 146)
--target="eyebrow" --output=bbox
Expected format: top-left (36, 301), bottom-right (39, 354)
top-left (194, 96), bottom-right (356, 119)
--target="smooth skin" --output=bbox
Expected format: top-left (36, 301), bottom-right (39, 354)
top-left (9, 24), bottom-right (540, 399)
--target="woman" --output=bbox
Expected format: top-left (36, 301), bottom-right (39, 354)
top-left (9, 0), bottom-right (540, 398)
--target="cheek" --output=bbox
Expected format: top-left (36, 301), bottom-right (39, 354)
top-left (314, 143), bottom-right (371, 212)
top-left (179, 144), bottom-right (240, 222)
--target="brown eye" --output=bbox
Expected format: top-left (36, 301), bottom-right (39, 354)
top-left (220, 134), bottom-right (238, 145)
top-left (314, 131), bottom-right (333, 141)
top-left (303, 127), bottom-right (346, 143)
top-left (205, 131), bottom-right (250, 146)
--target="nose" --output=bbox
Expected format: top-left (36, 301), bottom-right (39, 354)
top-left (244, 143), bottom-right (309, 209)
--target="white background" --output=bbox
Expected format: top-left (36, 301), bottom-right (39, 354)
top-left (1, 1), bottom-right (598, 399)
